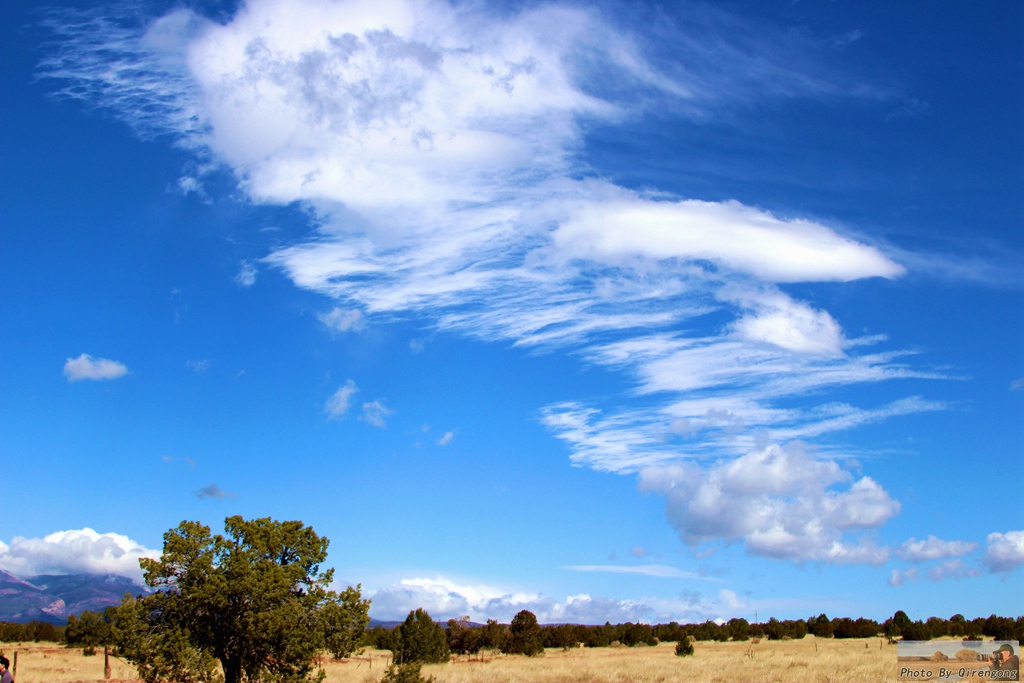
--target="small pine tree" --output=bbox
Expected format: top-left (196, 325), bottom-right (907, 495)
top-left (675, 639), bottom-right (694, 657)
top-left (393, 609), bottom-right (449, 664)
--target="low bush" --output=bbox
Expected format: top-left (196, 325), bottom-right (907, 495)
top-left (381, 662), bottom-right (435, 683)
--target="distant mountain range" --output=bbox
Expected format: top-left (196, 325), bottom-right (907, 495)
top-left (0, 569), bottom-right (149, 624)
top-left (0, 571), bottom-right (484, 628)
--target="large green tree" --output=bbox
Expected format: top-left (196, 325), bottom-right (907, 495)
top-left (112, 516), bottom-right (370, 683)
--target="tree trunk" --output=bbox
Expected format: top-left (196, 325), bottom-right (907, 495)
top-left (223, 656), bottom-right (242, 683)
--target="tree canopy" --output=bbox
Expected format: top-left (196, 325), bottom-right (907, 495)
top-left (504, 610), bottom-right (543, 656)
top-left (111, 516), bottom-right (370, 683)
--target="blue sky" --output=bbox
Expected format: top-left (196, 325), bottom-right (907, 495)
top-left (0, 0), bottom-right (1021, 624)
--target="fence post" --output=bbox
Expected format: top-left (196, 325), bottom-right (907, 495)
top-left (12, 651), bottom-right (17, 679)
top-left (104, 645), bottom-right (111, 678)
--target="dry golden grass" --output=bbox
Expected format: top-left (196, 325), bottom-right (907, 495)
top-left (0, 637), bottom-right (944, 683)
top-left (0, 642), bottom-right (139, 683)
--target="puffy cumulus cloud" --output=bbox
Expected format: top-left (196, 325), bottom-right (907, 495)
top-left (170, 1), bottom-right (608, 212)
top-left (897, 535), bottom-right (977, 562)
top-left (637, 443), bottom-right (897, 565)
top-left (368, 575), bottom-right (747, 623)
top-left (64, 353), bottom-right (129, 382)
top-left (984, 530), bottom-right (1024, 573)
top-left (729, 292), bottom-right (844, 357)
top-left (0, 529), bottom-right (158, 583)
top-left (326, 379), bottom-right (358, 419)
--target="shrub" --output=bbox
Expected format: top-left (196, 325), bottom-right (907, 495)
top-left (675, 639), bottom-right (694, 657)
top-left (902, 621), bottom-right (932, 641)
top-left (956, 649), bottom-right (980, 662)
top-left (381, 662), bottom-right (435, 683)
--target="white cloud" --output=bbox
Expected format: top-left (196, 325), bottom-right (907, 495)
top-left (730, 295), bottom-right (844, 357)
top-left (186, 359), bottom-right (212, 372)
top-left (926, 559), bottom-right (980, 582)
top-left (319, 307), bottom-right (366, 333)
top-left (888, 567), bottom-right (919, 587)
top-left (637, 443), bottom-right (897, 565)
top-left (64, 353), bottom-right (129, 382)
top-left (1010, 378), bottom-right (1024, 391)
top-left (361, 399), bottom-right (393, 427)
top-left (368, 575), bottom-right (746, 623)
top-left (628, 546), bottom-right (649, 558)
top-left (326, 380), bottom-right (358, 419)
top-left (0, 529), bottom-right (158, 583)
top-left (42, 0), bottom-right (954, 564)
top-left (897, 535), bottom-right (977, 562)
top-left (196, 483), bottom-right (237, 501)
top-left (553, 198), bottom-right (902, 283)
top-left (176, 174), bottom-right (209, 198)
top-left (235, 260), bottom-right (257, 287)
top-left (436, 430), bottom-right (454, 446)
top-left (984, 530), bottom-right (1024, 573)
top-left (562, 564), bottom-right (719, 580)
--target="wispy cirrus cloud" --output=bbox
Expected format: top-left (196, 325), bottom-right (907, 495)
top-left (40, 0), bottom-right (962, 564)
top-left (562, 564), bottom-right (720, 580)
top-left (234, 260), bottom-right (257, 287)
top-left (319, 307), bottom-right (366, 333)
top-left (361, 400), bottom-right (393, 428)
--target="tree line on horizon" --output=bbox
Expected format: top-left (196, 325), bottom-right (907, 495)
top-left (49, 609), bottom-right (1024, 654)
top-left (357, 610), bottom-right (1024, 652)
top-left (19, 515), bottom-right (1023, 683)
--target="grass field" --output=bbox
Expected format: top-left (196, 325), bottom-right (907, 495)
top-left (0, 637), bottom-right (966, 683)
